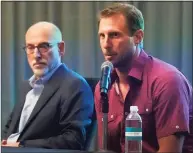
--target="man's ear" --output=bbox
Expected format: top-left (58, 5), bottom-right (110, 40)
top-left (133, 29), bottom-right (144, 45)
top-left (58, 41), bottom-right (65, 56)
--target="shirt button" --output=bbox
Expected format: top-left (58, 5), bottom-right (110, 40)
top-left (111, 115), bottom-right (114, 119)
top-left (146, 108), bottom-right (149, 112)
top-left (176, 125), bottom-right (179, 129)
top-left (102, 118), bottom-right (103, 122)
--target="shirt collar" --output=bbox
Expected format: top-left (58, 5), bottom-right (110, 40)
top-left (111, 50), bottom-right (149, 83)
top-left (128, 50), bottom-right (148, 81)
top-left (29, 63), bottom-right (62, 88)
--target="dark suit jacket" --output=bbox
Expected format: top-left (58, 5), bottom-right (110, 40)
top-left (2, 64), bottom-right (94, 149)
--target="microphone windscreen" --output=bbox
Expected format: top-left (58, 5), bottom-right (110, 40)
top-left (101, 61), bottom-right (113, 70)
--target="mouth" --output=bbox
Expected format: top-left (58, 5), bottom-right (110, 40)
top-left (105, 53), bottom-right (117, 57)
top-left (33, 63), bottom-right (46, 68)
top-left (105, 54), bottom-right (116, 61)
top-left (104, 52), bottom-right (117, 56)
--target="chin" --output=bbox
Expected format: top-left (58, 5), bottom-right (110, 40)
top-left (33, 68), bottom-right (49, 78)
top-left (111, 59), bottom-right (126, 68)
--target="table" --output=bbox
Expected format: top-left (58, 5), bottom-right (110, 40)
top-left (1, 147), bottom-right (116, 153)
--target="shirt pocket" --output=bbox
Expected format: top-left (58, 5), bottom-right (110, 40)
top-left (99, 112), bottom-right (123, 141)
top-left (138, 101), bottom-right (152, 116)
top-left (137, 102), bottom-right (155, 138)
top-left (99, 112), bottom-right (118, 123)
top-left (98, 111), bottom-right (123, 135)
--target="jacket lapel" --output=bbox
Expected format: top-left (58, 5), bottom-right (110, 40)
top-left (20, 65), bottom-right (67, 134)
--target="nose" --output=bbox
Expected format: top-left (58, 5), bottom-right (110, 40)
top-left (102, 36), bottom-right (112, 49)
top-left (33, 48), bottom-right (41, 58)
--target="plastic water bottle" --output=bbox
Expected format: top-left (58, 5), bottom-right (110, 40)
top-left (125, 106), bottom-right (142, 153)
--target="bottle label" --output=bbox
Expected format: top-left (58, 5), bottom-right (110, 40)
top-left (125, 127), bottom-right (142, 141)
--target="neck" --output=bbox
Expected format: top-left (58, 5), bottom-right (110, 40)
top-left (34, 75), bottom-right (43, 80)
top-left (115, 47), bottom-right (141, 84)
top-left (115, 70), bottom-right (128, 84)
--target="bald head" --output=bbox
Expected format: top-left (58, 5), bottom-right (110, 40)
top-left (26, 21), bottom-right (62, 44)
top-left (25, 21), bottom-right (65, 78)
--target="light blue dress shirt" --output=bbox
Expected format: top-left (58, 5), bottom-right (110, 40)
top-left (7, 63), bottom-right (62, 143)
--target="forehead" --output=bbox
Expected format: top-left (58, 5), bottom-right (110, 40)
top-left (26, 29), bottom-right (53, 44)
top-left (98, 14), bottom-right (128, 34)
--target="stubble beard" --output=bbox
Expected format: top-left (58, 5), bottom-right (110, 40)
top-left (113, 51), bottom-right (133, 69)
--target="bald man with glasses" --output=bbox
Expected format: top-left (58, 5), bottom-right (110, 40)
top-left (2, 21), bottom-right (94, 150)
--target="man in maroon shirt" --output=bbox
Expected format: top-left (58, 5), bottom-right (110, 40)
top-left (95, 3), bottom-right (193, 153)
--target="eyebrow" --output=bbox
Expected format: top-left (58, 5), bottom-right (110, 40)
top-left (26, 42), bottom-right (50, 45)
top-left (98, 31), bottom-right (121, 35)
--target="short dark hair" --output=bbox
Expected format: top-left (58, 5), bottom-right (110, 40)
top-left (97, 3), bottom-right (144, 36)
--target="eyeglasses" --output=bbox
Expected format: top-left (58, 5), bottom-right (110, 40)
top-left (23, 42), bottom-right (59, 54)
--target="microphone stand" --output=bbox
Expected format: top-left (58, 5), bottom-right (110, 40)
top-left (101, 93), bottom-right (109, 151)
top-left (99, 61), bottom-right (116, 153)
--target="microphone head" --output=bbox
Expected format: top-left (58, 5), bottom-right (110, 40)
top-left (101, 61), bottom-right (114, 70)
top-left (100, 61), bottom-right (113, 97)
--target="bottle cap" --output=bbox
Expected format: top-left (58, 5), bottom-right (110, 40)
top-left (130, 106), bottom-right (138, 112)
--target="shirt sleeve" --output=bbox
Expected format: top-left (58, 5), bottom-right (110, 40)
top-left (152, 71), bottom-right (192, 139)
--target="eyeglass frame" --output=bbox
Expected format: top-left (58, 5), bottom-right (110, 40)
top-left (23, 42), bottom-right (60, 54)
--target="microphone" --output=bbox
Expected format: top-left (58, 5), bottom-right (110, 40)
top-left (100, 61), bottom-right (114, 96)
